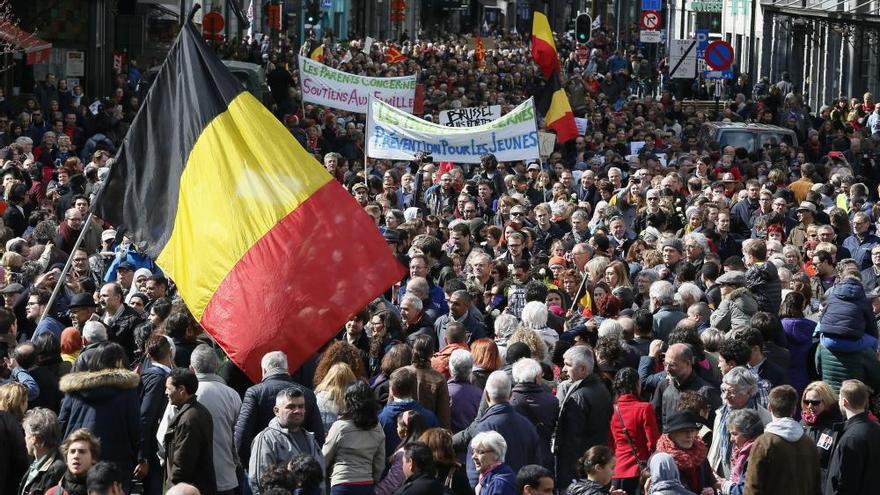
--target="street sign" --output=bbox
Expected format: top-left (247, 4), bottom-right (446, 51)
top-left (703, 70), bottom-right (736, 79)
top-left (640, 30), bottom-right (662, 43)
top-left (642, 0), bottom-right (662, 10)
top-left (695, 29), bottom-right (709, 58)
top-left (669, 39), bottom-right (697, 79)
top-left (576, 44), bottom-right (588, 65)
top-left (705, 40), bottom-right (734, 70)
top-left (640, 10), bottom-right (661, 30)
top-left (321, 0), bottom-right (332, 7)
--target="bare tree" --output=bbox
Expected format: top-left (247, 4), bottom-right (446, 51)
top-left (0, 0), bottom-right (42, 72)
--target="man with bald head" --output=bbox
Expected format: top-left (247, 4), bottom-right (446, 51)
top-left (404, 276), bottom-right (443, 322)
top-left (650, 342), bottom-right (722, 430)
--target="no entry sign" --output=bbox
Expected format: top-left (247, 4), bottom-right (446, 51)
top-left (705, 40), bottom-right (734, 71)
top-left (640, 11), bottom-right (661, 31)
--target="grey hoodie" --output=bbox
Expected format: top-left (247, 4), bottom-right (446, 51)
top-left (765, 416), bottom-right (805, 442)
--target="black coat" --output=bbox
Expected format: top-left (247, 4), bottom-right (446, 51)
top-left (137, 363), bottom-right (169, 463)
top-left (511, 382), bottom-right (559, 472)
top-left (394, 472), bottom-right (445, 495)
top-left (28, 364), bottom-right (63, 413)
top-left (554, 375), bottom-right (613, 491)
top-left (233, 372), bottom-right (324, 463)
top-left (164, 397), bottom-right (216, 495)
top-left (58, 368), bottom-right (141, 475)
top-left (3, 204), bottom-right (26, 237)
top-left (105, 304), bottom-right (146, 362)
top-left (803, 408), bottom-right (843, 488)
top-left (18, 450), bottom-right (66, 495)
top-left (0, 410), bottom-right (28, 495)
top-left (825, 412), bottom-right (880, 495)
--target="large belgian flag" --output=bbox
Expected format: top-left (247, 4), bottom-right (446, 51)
top-left (93, 21), bottom-right (405, 381)
top-left (531, 11), bottom-right (578, 143)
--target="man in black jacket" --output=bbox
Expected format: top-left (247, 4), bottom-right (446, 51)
top-left (553, 345), bottom-right (612, 492)
top-left (164, 368), bottom-right (216, 495)
top-left (825, 379), bottom-right (880, 495)
top-left (233, 350), bottom-right (324, 465)
top-left (98, 282), bottom-right (146, 362)
top-left (395, 442), bottom-right (444, 495)
top-left (135, 334), bottom-right (171, 495)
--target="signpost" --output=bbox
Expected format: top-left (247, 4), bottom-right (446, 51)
top-left (640, 10), bottom-right (661, 30)
top-left (695, 29), bottom-right (709, 58)
top-left (704, 70), bottom-right (735, 79)
top-left (669, 39), bottom-right (697, 79)
top-left (705, 40), bottom-right (734, 71)
top-left (576, 44), bottom-right (588, 65)
top-left (640, 31), bottom-right (662, 43)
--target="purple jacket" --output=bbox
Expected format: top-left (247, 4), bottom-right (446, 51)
top-left (448, 379), bottom-right (481, 433)
top-left (781, 317), bottom-right (816, 396)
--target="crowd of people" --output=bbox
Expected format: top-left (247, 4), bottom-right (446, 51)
top-left (0, 20), bottom-right (880, 495)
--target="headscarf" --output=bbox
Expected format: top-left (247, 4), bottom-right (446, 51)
top-left (648, 453), bottom-right (696, 495)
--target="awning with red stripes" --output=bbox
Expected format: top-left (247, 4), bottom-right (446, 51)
top-left (0, 21), bottom-right (51, 65)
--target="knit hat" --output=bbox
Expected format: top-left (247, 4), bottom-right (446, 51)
top-left (549, 256), bottom-right (567, 268)
top-left (661, 238), bottom-right (684, 254)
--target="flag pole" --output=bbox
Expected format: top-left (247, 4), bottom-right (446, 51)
top-left (364, 96), bottom-right (371, 188)
top-left (41, 212), bottom-right (95, 322)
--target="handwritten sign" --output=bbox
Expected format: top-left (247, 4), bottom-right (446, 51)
top-left (439, 105), bottom-right (502, 127)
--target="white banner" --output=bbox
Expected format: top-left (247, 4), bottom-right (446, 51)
top-left (439, 105), bottom-right (502, 127)
top-left (367, 97), bottom-right (539, 164)
top-left (298, 55), bottom-right (417, 114)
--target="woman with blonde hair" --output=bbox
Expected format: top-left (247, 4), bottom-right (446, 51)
top-left (0, 382), bottom-right (29, 493)
top-left (585, 256), bottom-right (610, 285)
top-left (800, 381), bottom-right (841, 487)
top-left (316, 362), bottom-right (358, 432)
top-left (604, 260), bottom-right (632, 289)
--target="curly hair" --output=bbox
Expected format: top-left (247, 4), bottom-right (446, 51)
top-left (314, 340), bottom-right (367, 387)
top-left (341, 381), bottom-right (379, 430)
top-left (507, 327), bottom-right (547, 362)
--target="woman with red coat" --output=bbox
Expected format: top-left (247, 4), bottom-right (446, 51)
top-left (609, 368), bottom-right (661, 495)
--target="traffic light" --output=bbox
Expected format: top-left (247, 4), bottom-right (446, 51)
top-left (575, 13), bottom-right (592, 44)
top-left (305, 0), bottom-right (320, 26)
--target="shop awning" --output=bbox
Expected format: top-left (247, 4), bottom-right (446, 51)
top-left (0, 21), bottom-right (51, 65)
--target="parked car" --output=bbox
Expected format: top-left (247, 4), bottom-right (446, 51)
top-left (699, 122), bottom-right (798, 155)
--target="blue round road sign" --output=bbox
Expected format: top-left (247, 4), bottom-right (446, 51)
top-left (705, 40), bottom-right (734, 71)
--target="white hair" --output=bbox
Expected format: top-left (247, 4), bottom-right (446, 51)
top-left (82, 321), bottom-right (107, 343)
top-left (563, 345), bottom-right (595, 375)
top-left (598, 319), bottom-right (623, 339)
top-left (484, 370), bottom-right (512, 402)
top-left (449, 349), bottom-right (473, 381)
top-left (494, 314), bottom-right (520, 342)
top-left (400, 293), bottom-right (423, 312)
top-left (511, 358), bottom-right (542, 384)
top-left (470, 430), bottom-right (507, 462)
top-left (261, 351), bottom-right (288, 374)
top-left (649, 280), bottom-right (675, 305)
top-left (520, 301), bottom-right (548, 329)
top-left (684, 232), bottom-right (709, 252)
top-left (676, 282), bottom-right (703, 306)
top-left (190, 344), bottom-right (219, 374)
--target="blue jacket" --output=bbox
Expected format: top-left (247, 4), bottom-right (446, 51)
top-left (477, 464), bottom-right (517, 495)
top-left (819, 277), bottom-right (875, 339)
top-left (58, 368), bottom-right (141, 474)
top-left (842, 233), bottom-right (880, 270)
top-left (138, 363), bottom-right (169, 463)
top-left (465, 402), bottom-right (540, 486)
top-left (379, 399), bottom-right (438, 456)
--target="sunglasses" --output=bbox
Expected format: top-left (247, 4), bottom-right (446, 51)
top-left (803, 399), bottom-right (822, 406)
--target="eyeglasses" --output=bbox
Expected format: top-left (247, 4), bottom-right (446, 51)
top-left (803, 399), bottom-right (822, 406)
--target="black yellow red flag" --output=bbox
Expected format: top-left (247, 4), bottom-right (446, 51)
top-left (92, 21), bottom-right (405, 381)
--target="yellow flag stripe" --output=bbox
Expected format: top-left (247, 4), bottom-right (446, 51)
top-left (157, 91), bottom-right (332, 319)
